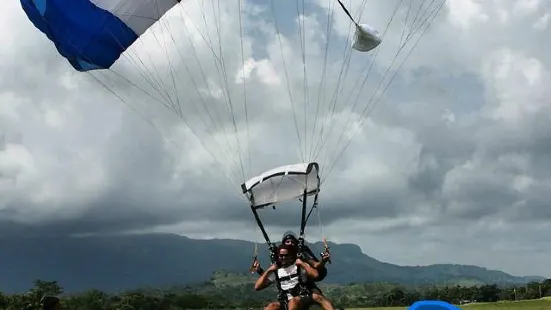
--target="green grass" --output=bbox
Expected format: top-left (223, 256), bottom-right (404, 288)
top-left (349, 298), bottom-right (551, 309)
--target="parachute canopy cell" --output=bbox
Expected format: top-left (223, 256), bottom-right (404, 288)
top-left (352, 23), bottom-right (382, 52)
top-left (241, 162), bottom-right (320, 209)
top-left (20, 0), bottom-right (180, 71)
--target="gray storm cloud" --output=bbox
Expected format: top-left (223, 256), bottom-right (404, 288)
top-left (1, 0), bottom-right (551, 277)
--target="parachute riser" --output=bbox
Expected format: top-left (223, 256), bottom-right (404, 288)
top-left (249, 195), bottom-right (278, 264)
top-left (297, 189), bottom-right (320, 259)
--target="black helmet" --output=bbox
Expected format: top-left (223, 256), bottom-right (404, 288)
top-left (281, 231), bottom-right (297, 242)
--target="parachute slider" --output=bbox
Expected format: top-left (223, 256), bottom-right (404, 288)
top-left (241, 162), bottom-right (320, 209)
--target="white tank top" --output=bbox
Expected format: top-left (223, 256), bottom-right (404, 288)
top-left (268, 265), bottom-right (307, 300)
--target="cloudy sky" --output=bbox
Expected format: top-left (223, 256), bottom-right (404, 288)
top-left (1, 0), bottom-right (550, 278)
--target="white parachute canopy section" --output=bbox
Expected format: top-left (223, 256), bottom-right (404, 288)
top-left (352, 23), bottom-right (382, 52)
top-left (242, 162), bottom-right (320, 208)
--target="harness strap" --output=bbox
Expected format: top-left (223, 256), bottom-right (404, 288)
top-left (275, 266), bottom-right (312, 300)
top-left (278, 273), bottom-right (299, 282)
top-left (273, 268), bottom-right (286, 303)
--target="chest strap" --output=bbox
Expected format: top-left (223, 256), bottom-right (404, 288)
top-left (274, 266), bottom-right (311, 300)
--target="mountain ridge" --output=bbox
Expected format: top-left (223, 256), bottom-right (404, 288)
top-left (0, 233), bottom-right (543, 293)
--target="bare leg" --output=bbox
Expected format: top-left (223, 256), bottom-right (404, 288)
top-left (264, 301), bottom-right (281, 310)
top-left (287, 296), bottom-right (304, 310)
top-left (312, 293), bottom-right (334, 310)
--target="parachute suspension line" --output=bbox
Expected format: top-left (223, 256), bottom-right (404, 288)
top-left (159, 20), bottom-right (188, 120)
top-left (308, 0), bottom-right (336, 162)
top-left (85, 71), bottom-right (244, 201)
top-left (297, 189), bottom-right (308, 256)
top-left (86, 72), bottom-right (179, 151)
top-left (161, 18), bottom-right (217, 132)
top-left (320, 0), bottom-right (416, 176)
top-left (322, 0), bottom-right (446, 183)
top-left (101, 22), bottom-right (165, 94)
top-left (336, 0), bottom-right (359, 26)
top-left (310, 0), bottom-right (364, 162)
top-left (186, 1), bottom-right (239, 180)
top-left (250, 203), bottom-right (277, 263)
top-left (195, 0), bottom-right (246, 183)
top-left (106, 22), bottom-right (188, 123)
top-left (315, 0), bottom-right (406, 169)
top-left (99, 3), bottom-right (244, 187)
top-left (210, 0), bottom-right (247, 183)
top-left (127, 13), bottom-right (187, 110)
top-left (398, 0), bottom-right (415, 50)
top-left (157, 16), bottom-right (242, 180)
top-left (316, 198), bottom-right (325, 245)
top-left (237, 0), bottom-right (252, 179)
top-left (402, 0), bottom-right (441, 52)
top-left (116, 46), bottom-right (167, 106)
top-left (120, 7), bottom-right (242, 183)
top-left (176, 8), bottom-right (243, 179)
top-left (152, 17), bottom-right (184, 119)
top-left (294, 0), bottom-right (310, 163)
top-left (92, 25), bottom-right (185, 116)
top-left (408, 0), bottom-right (433, 38)
top-left (298, 190), bottom-right (320, 258)
top-left (97, 72), bottom-right (245, 195)
top-left (310, 0), bottom-right (382, 163)
top-left (303, 194), bottom-right (319, 232)
top-left (160, 6), bottom-right (249, 184)
top-left (303, 192), bottom-right (326, 250)
top-left (269, 0), bottom-right (305, 162)
top-left (355, 0), bottom-right (371, 24)
top-left (106, 29), bottom-right (175, 110)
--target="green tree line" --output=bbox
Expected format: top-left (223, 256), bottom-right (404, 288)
top-left (1, 278), bottom-right (550, 309)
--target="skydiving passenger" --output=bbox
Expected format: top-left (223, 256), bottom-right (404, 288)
top-left (281, 232), bottom-right (335, 310)
top-left (252, 232), bottom-right (334, 310)
top-left (255, 244), bottom-right (319, 310)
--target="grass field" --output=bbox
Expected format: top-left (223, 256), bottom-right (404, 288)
top-left (349, 298), bottom-right (551, 309)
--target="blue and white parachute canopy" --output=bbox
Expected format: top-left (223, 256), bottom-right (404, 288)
top-left (20, 0), bottom-right (385, 73)
top-left (20, 0), bottom-right (180, 71)
top-left (19, 0), bottom-right (445, 262)
top-left (19, 0), bottom-right (445, 194)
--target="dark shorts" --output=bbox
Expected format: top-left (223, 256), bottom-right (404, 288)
top-left (277, 294), bottom-right (313, 310)
top-left (306, 282), bottom-right (322, 295)
top-left (315, 267), bottom-right (328, 282)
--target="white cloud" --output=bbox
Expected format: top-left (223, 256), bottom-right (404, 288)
top-left (533, 12), bottom-right (550, 30)
top-left (1, 0), bottom-right (551, 278)
top-left (482, 48), bottom-right (550, 123)
top-left (447, 0), bottom-right (489, 29)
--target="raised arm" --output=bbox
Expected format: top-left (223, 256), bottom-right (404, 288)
top-left (297, 259), bottom-right (319, 279)
top-left (251, 260), bottom-right (265, 275)
top-left (254, 264), bottom-right (276, 291)
top-left (310, 252), bottom-right (330, 270)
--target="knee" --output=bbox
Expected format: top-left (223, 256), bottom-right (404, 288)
top-left (265, 302), bottom-right (280, 310)
top-left (314, 293), bottom-right (334, 307)
top-left (313, 293), bottom-right (325, 302)
top-left (288, 297), bottom-right (302, 310)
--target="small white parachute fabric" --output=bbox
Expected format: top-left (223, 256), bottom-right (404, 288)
top-left (89, 0), bottom-right (180, 35)
top-left (352, 23), bottom-right (382, 52)
top-left (242, 162), bottom-right (320, 208)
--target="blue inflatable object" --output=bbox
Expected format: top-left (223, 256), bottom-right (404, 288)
top-left (408, 300), bottom-right (461, 310)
